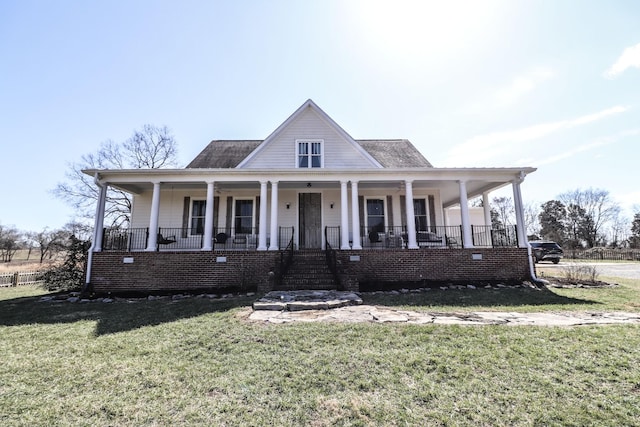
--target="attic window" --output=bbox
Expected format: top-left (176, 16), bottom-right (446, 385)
top-left (296, 139), bottom-right (323, 168)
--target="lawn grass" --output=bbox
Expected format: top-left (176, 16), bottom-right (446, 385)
top-left (362, 276), bottom-right (640, 313)
top-left (1, 284), bottom-right (640, 426)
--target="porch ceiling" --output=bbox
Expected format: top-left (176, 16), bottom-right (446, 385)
top-left (84, 166), bottom-right (534, 204)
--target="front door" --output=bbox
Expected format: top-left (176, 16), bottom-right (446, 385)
top-left (299, 193), bottom-right (322, 249)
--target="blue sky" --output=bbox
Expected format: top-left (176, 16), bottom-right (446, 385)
top-left (1, 0), bottom-right (639, 232)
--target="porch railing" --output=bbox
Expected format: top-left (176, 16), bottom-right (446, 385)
top-left (471, 225), bottom-right (517, 247)
top-left (360, 226), bottom-right (407, 249)
top-left (277, 227), bottom-right (295, 287)
top-left (100, 224), bottom-right (519, 252)
top-left (359, 225), bottom-right (465, 249)
top-left (324, 226), bottom-right (341, 289)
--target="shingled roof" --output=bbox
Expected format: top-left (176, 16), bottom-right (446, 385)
top-left (355, 139), bottom-right (432, 168)
top-left (186, 140), bottom-right (262, 168)
top-left (186, 139), bottom-right (432, 169)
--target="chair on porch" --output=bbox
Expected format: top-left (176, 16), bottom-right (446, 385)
top-left (368, 230), bottom-right (383, 249)
top-left (157, 233), bottom-right (176, 245)
top-left (214, 232), bottom-right (228, 247)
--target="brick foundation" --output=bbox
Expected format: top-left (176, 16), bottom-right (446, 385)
top-left (89, 248), bottom-right (530, 294)
top-left (90, 251), bottom-right (277, 294)
top-left (337, 248), bottom-right (530, 290)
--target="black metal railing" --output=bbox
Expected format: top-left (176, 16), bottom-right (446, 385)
top-left (416, 225), bottom-right (463, 248)
top-left (360, 225), bottom-right (406, 249)
top-left (212, 227), bottom-right (259, 250)
top-left (100, 224), bottom-right (518, 252)
top-left (325, 226), bottom-right (341, 249)
top-left (102, 227), bottom-right (148, 251)
top-left (324, 226), bottom-right (341, 289)
top-left (471, 225), bottom-right (517, 247)
top-left (277, 227), bottom-right (295, 287)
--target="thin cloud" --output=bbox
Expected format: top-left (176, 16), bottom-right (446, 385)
top-left (443, 106), bottom-right (628, 166)
top-left (535, 129), bottom-right (640, 166)
top-left (494, 68), bottom-right (554, 106)
top-left (604, 42), bottom-right (640, 79)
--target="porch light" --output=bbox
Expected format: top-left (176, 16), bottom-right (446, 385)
top-left (286, 203), bottom-right (290, 209)
top-left (330, 202), bottom-right (334, 209)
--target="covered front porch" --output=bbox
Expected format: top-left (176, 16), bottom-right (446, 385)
top-left (89, 167), bottom-right (532, 254)
top-left (100, 224), bottom-right (519, 252)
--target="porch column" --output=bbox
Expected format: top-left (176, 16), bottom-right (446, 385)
top-left (458, 180), bottom-right (473, 248)
top-left (145, 181), bottom-right (161, 251)
top-left (482, 192), bottom-right (492, 227)
top-left (202, 180), bottom-right (215, 251)
top-left (512, 175), bottom-right (527, 248)
top-left (404, 180), bottom-right (419, 249)
top-left (340, 180), bottom-right (350, 249)
top-left (92, 180), bottom-right (107, 252)
top-left (268, 181), bottom-right (279, 250)
top-left (350, 181), bottom-right (362, 249)
top-left (258, 180), bottom-right (268, 251)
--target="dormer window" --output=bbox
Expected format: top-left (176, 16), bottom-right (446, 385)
top-left (296, 139), bottom-right (323, 168)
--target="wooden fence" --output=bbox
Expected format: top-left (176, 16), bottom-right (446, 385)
top-left (564, 249), bottom-right (640, 261)
top-left (0, 271), bottom-right (45, 287)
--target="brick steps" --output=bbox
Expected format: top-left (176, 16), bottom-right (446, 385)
top-left (277, 250), bottom-right (337, 290)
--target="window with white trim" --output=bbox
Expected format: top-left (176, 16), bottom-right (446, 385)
top-left (190, 200), bottom-right (206, 235)
top-left (296, 139), bottom-right (323, 168)
top-left (234, 199), bottom-right (254, 234)
top-left (366, 198), bottom-right (386, 233)
top-left (413, 199), bottom-right (428, 232)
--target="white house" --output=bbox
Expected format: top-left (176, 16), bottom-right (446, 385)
top-left (84, 100), bottom-right (535, 294)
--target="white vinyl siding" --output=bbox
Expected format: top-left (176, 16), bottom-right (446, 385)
top-left (242, 108), bottom-right (378, 169)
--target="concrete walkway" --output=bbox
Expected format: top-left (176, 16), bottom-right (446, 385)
top-left (249, 290), bottom-right (640, 326)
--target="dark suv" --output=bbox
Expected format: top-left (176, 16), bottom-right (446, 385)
top-left (529, 241), bottom-right (563, 264)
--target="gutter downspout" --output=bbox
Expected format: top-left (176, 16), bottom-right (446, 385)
top-left (83, 173), bottom-right (106, 295)
top-left (527, 241), bottom-right (549, 287)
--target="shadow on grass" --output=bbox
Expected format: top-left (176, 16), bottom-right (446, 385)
top-left (362, 286), bottom-right (600, 309)
top-left (0, 294), bottom-right (255, 336)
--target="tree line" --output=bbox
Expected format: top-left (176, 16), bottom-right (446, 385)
top-left (490, 189), bottom-right (640, 249)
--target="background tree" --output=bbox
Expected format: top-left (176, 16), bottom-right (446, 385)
top-left (523, 201), bottom-right (540, 239)
top-left (565, 203), bottom-right (590, 248)
top-left (0, 225), bottom-right (22, 262)
top-left (40, 235), bottom-right (91, 292)
top-left (491, 197), bottom-right (514, 228)
top-left (53, 125), bottom-right (179, 228)
top-left (630, 212), bottom-right (640, 249)
top-left (538, 200), bottom-right (567, 244)
top-left (558, 188), bottom-right (620, 248)
top-left (607, 212), bottom-right (629, 248)
top-left (27, 228), bottom-right (69, 263)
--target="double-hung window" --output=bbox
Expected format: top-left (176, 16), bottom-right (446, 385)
top-left (413, 199), bottom-right (428, 232)
top-left (297, 139), bottom-right (323, 168)
top-left (234, 199), bottom-right (254, 234)
top-left (366, 198), bottom-right (385, 233)
top-left (190, 200), bottom-right (206, 235)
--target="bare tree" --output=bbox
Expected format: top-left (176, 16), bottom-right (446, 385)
top-left (523, 201), bottom-right (540, 239)
top-left (607, 212), bottom-right (629, 248)
top-left (491, 197), bottom-right (515, 228)
top-left (558, 188), bottom-right (621, 248)
top-left (27, 228), bottom-right (69, 263)
top-left (0, 224), bottom-right (22, 262)
top-left (52, 125), bottom-right (179, 227)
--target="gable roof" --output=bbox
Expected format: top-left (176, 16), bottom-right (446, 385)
top-left (185, 100), bottom-right (433, 169)
top-left (236, 99), bottom-right (382, 168)
top-left (186, 139), bottom-right (433, 169)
